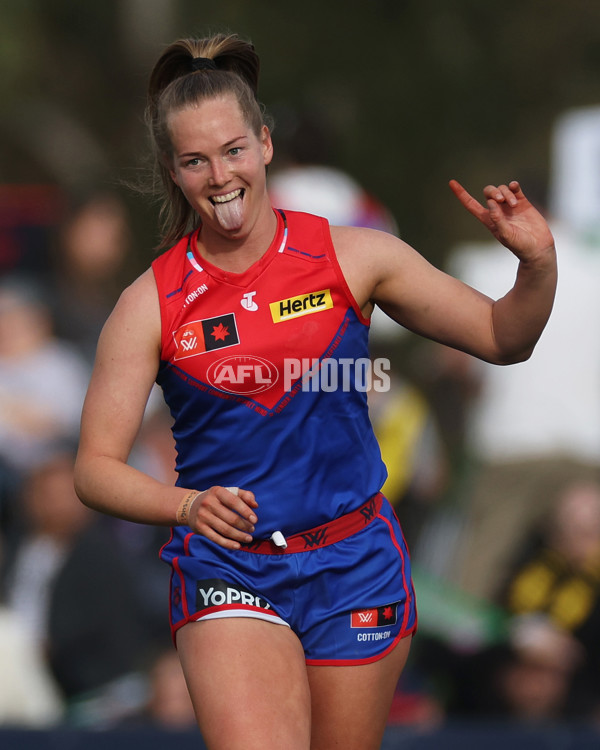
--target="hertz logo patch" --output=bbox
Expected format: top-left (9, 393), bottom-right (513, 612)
top-left (270, 289), bottom-right (333, 323)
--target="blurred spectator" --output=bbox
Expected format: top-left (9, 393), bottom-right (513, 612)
top-left (0, 275), bottom-right (90, 494)
top-left (420, 481), bottom-right (600, 722)
top-left (111, 398), bottom-right (177, 647)
top-left (0, 184), bottom-right (65, 278)
top-left (1, 448), bottom-right (157, 726)
top-left (498, 480), bottom-right (600, 718)
top-left (2, 448), bottom-right (92, 649)
top-left (0, 605), bottom-right (64, 727)
top-left (415, 482), bottom-right (600, 724)
top-left (415, 616), bottom-right (582, 723)
top-left (269, 163), bottom-right (397, 234)
top-left (48, 191), bottom-right (133, 364)
top-left (268, 105), bottom-right (397, 229)
top-left (494, 616), bottom-right (583, 723)
top-left (0, 528), bottom-right (63, 727)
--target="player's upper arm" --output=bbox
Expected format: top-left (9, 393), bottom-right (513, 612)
top-left (333, 226), bottom-right (499, 361)
top-left (78, 269), bottom-right (162, 463)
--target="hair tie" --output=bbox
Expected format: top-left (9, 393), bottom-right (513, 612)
top-left (190, 57), bottom-right (217, 72)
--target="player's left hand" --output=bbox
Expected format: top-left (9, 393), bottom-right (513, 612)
top-left (449, 179), bottom-right (555, 264)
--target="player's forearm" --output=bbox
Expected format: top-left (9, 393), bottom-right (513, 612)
top-left (74, 453), bottom-right (187, 526)
top-left (490, 244), bottom-right (557, 364)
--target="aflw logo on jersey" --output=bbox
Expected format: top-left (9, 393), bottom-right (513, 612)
top-left (270, 289), bottom-right (333, 323)
top-left (173, 313), bottom-right (240, 360)
top-left (350, 603), bottom-right (398, 628)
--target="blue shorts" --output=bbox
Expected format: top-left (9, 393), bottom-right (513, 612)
top-left (160, 495), bottom-right (417, 665)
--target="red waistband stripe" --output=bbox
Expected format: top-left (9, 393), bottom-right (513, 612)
top-left (240, 493), bottom-right (384, 554)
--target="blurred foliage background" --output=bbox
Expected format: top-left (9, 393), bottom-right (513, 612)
top-left (2, 0), bottom-right (600, 273)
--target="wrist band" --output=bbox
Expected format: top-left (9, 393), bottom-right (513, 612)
top-left (176, 490), bottom-right (202, 526)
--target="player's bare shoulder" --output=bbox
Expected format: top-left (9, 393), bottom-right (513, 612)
top-left (107, 269), bottom-right (159, 329)
top-left (116, 268), bottom-right (158, 312)
top-left (99, 268), bottom-right (161, 357)
top-left (330, 225), bottom-right (411, 309)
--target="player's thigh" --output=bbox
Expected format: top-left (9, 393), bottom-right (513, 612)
top-left (307, 635), bottom-right (412, 750)
top-left (177, 617), bottom-right (312, 750)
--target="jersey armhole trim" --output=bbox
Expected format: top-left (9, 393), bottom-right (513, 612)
top-left (322, 220), bottom-right (371, 327)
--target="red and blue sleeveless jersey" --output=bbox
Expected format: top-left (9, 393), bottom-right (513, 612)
top-left (152, 209), bottom-right (387, 537)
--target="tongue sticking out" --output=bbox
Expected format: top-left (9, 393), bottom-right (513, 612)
top-left (213, 195), bottom-right (244, 231)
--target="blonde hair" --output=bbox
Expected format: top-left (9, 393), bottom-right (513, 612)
top-left (146, 33), bottom-right (269, 248)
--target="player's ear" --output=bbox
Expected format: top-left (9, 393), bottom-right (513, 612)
top-left (261, 126), bottom-right (273, 166)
